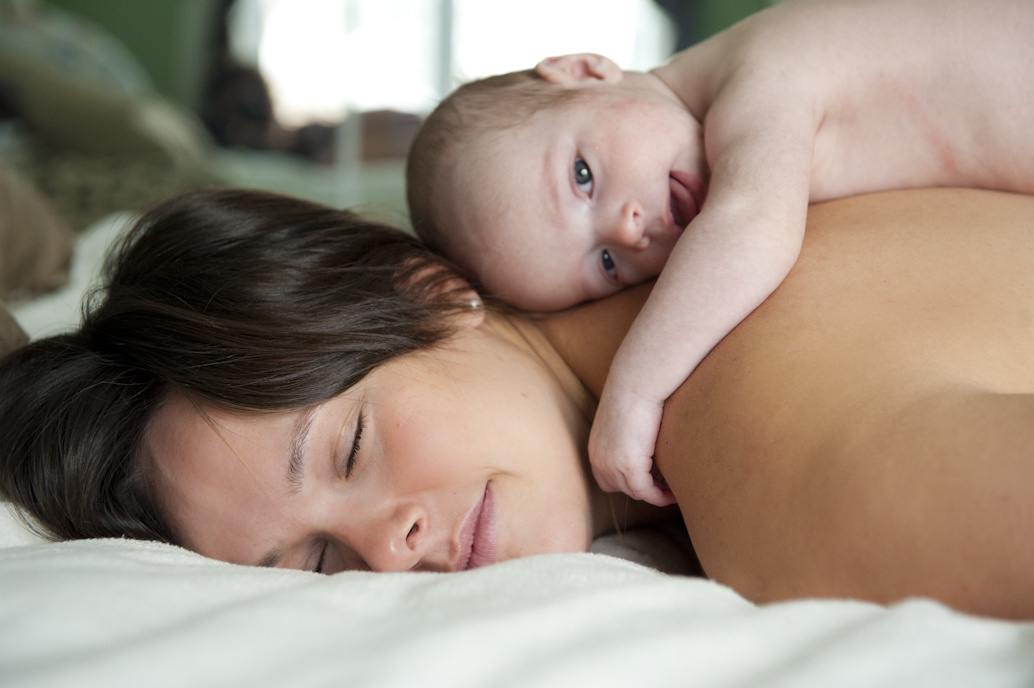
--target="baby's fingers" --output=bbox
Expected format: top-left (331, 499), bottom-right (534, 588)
top-left (590, 461), bottom-right (626, 496)
top-left (626, 461), bottom-right (678, 507)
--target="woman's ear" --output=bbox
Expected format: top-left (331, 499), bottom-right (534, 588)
top-left (404, 262), bottom-right (486, 329)
top-left (452, 288), bottom-right (486, 329)
top-left (429, 277), bottom-right (485, 329)
top-left (534, 53), bottom-right (623, 86)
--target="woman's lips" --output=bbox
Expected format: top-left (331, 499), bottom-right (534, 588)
top-left (668, 171), bottom-right (706, 231)
top-left (457, 484), bottom-right (497, 571)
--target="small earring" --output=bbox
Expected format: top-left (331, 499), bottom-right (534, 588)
top-left (467, 295), bottom-right (483, 311)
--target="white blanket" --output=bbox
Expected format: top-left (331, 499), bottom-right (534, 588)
top-left (3, 519), bottom-right (1034, 688)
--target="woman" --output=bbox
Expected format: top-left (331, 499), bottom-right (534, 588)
top-left (1, 187), bottom-right (1032, 618)
top-left (0, 188), bottom-right (647, 566)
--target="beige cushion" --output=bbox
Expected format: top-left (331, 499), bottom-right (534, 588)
top-left (0, 165), bottom-right (74, 300)
top-left (0, 301), bottom-right (28, 356)
top-left (0, 48), bottom-right (211, 165)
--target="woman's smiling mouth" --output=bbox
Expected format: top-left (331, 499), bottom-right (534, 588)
top-left (457, 483), bottom-right (497, 571)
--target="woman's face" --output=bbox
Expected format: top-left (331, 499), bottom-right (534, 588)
top-left (145, 315), bottom-right (598, 574)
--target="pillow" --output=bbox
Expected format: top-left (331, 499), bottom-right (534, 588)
top-left (0, 300), bottom-right (28, 356)
top-left (0, 165), bottom-right (74, 300)
top-left (0, 3), bottom-right (211, 163)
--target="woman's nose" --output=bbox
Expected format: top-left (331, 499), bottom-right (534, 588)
top-left (356, 501), bottom-right (429, 572)
top-left (604, 201), bottom-right (649, 249)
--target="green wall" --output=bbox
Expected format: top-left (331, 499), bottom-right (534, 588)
top-left (45, 0), bottom-right (221, 111)
top-left (701, 0), bottom-right (772, 37)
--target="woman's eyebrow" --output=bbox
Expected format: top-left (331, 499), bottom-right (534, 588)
top-left (258, 407), bottom-right (318, 569)
top-left (286, 406), bottom-right (318, 495)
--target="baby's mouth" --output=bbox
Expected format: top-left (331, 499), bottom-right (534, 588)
top-left (668, 172), bottom-right (704, 230)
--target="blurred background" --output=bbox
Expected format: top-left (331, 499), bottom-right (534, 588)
top-left (0, 0), bottom-right (781, 236)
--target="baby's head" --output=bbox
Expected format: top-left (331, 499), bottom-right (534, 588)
top-left (407, 54), bottom-right (707, 311)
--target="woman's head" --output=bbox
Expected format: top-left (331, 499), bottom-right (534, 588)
top-left (146, 311), bottom-right (598, 573)
top-left (0, 188), bottom-right (481, 545)
top-left (0, 188), bottom-right (600, 570)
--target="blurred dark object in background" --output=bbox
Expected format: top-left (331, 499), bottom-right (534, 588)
top-left (654, 0), bottom-right (775, 52)
top-left (360, 110), bottom-right (421, 162)
top-left (201, 59), bottom-right (338, 165)
top-left (653, 0), bottom-right (702, 51)
top-left (201, 0), bottom-right (337, 165)
top-left (203, 62), bottom-right (275, 151)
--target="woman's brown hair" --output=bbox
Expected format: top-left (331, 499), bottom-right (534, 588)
top-left (0, 188), bottom-right (472, 543)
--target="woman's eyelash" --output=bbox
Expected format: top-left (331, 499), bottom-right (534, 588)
top-left (315, 542), bottom-right (327, 574)
top-left (346, 411), bottom-right (364, 477)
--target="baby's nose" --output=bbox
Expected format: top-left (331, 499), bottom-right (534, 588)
top-left (607, 201), bottom-right (649, 249)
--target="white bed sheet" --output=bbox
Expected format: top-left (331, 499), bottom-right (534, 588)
top-left (2, 517), bottom-right (1034, 688)
top-left (5, 215), bottom-right (1034, 687)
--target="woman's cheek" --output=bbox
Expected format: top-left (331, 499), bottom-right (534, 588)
top-left (380, 405), bottom-right (471, 488)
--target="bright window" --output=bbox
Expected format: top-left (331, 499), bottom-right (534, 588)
top-left (229, 0), bottom-right (675, 126)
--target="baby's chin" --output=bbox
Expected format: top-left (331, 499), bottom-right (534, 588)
top-left (493, 281), bottom-right (585, 313)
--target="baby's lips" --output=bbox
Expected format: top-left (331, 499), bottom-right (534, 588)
top-left (668, 172), bottom-right (699, 230)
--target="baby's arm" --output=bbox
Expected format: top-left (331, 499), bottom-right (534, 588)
top-left (590, 81), bottom-right (816, 505)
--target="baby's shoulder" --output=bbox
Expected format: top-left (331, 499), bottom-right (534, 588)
top-left (658, 2), bottom-right (852, 109)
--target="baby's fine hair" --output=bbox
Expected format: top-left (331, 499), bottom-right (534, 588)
top-left (406, 68), bottom-right (585, 253)
top-left (0, 188), bottom-right (473, 545)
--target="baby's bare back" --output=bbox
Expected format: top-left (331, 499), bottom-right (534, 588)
top-left (658, 0), bottom-right (1034, 200)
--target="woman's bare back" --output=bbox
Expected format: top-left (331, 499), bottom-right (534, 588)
top-left (543, 188), bottom-right (1034, 618)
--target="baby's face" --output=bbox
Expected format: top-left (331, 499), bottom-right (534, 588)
top-left (447, 85), bottom-right (707, 311)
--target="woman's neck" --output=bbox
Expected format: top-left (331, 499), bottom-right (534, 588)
top-left (490, 307), bottom-right (677, 538)
top-left (533, 286), bottom-right (653, 399)
top-left (487, 312), bottom-right (597, 423)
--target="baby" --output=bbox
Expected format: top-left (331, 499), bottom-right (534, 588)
top-left (406, 0), bottom-right (1034, 506)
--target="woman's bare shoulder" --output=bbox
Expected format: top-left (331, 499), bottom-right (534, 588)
top-left (536, 285), bottom-right (652, 399)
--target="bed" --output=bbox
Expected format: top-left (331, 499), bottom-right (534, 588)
top-left (4, 205), bottom-right (1034, 688)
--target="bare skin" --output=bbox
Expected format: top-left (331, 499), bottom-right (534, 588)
top-left (442, 0), bottom-right (1034, 508)
top-left (595, 0), bottom-right (1034, 506)
top-left (540, 188), bottom-right (1034, 619)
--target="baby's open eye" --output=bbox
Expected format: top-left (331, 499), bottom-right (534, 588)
top-left (601, 249), bottom-right (617, 280)
top-left (574, 158), bottom-right (593, 193)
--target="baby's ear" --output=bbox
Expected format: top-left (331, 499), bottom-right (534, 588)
top-left (535, 53), bottom-right (623, 86)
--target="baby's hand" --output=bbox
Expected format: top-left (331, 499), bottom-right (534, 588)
top-left (588, 386), bottom-right (676, 507)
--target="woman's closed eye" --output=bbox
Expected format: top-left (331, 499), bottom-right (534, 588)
top-left (344, 411), bottom-right (364, 478)
top-left (573, 158), bottom-right (593, 194)
top-left (307, 410), bottom-right (367, 574)
top-left (312, 541), bottom-right (369, 574)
